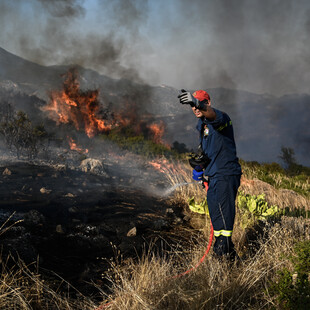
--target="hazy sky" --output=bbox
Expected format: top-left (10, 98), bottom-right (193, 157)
top-left (1, 0), bottom-right (310, 95)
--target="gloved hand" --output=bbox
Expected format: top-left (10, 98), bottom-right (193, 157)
top-left (178, 90), bottom-right (205, 110)
top-left (192, 169), bottom-right (204, 181)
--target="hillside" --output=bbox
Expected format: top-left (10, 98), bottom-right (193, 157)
top-left (0, 46), bottom-right (309, 166)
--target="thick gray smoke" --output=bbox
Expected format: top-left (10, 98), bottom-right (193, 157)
top-left (163, 0), bottom-right (310, 95)
top-left (37, 0), bottom-right (86, 18)
top-left (1, 0), bottom-right (309, 95)
top-left (0, 0), bottom-right (149, 83)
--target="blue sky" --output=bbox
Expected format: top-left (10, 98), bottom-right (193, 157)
top-left (1, 0), bottom-right (310, 95)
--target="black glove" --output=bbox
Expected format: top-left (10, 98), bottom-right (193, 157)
top-left (178, 89), bottom-right (205, 109)
top-left (188, 152), bottom-right (211, 170)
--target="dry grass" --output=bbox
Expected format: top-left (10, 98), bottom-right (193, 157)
top-left (0, 254), bottom-right (96, 309)
top-left (0, 215), bottom-right (95, 310)
top-left (157, 158), bottom-right (207, 204)
top-left (159, 158), bottom-right (310, 211)
top-left (1, 159), bottom-right (309, 309)
top-left (100, 216), bottom-right (310, 309)
top-left (241, 162), bottom-right (310, 199)
top-left (96, 159), bottom-right (310, 309)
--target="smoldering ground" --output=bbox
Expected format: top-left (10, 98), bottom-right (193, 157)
top-left (0, 150), bottom-right (184, 297)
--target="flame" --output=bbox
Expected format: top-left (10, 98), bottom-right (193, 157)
top-left (148, 121), bottom-right (166, 145)
top-left (43, 68), bottom-right (170, 152)
top-left (43, 69), bottom-right (111, 138)
top-left (149, 161), bottom-right (165, 173)
top-left (149, 158), bottom-right (177, 174)
top-left (116, 106), bottom-right (168, 145)
top-left (68, 137), bottom-right (88, 153)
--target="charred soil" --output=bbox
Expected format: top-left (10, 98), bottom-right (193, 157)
top-left (0, 157), bottom-right (188, 298)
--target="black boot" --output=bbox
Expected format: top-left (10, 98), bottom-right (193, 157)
top-left (213, 235), bottom-right (238, 262)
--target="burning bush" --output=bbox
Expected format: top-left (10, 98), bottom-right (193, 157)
top-left (43, 68), bottom-right (112, 138)
top-left (42, 68), bottom-right (170, 153)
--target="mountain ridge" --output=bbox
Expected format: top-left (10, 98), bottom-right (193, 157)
top-left (0, 46), bottom-right (309, 166)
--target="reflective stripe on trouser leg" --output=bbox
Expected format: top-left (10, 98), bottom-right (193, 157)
top-left (214, 230), bottom-right (233, 237)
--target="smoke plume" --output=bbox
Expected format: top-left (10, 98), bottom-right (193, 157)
top-left (1, 0), bottom-right (309, 95)
top-left (0, 0), bottom-right (149, 84)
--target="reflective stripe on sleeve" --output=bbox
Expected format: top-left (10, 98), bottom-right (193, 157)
top-left (214, 230), bottom-right (233, 237)
top-left (217, 121), bottom-right (232, 131)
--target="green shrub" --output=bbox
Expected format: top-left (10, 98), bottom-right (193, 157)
top-left (237, 192), bottom-right (279, 228)
top-left (270, 240), bottom-right (310, 309)
top-left (262, 162), bottom-right (285, 174)
top-left (240, 160), bottom-right (310, 198)
top-left (0, 110), bottom-right (48, 159)
top-left (188, 197), bottom-right (209, 215)
top-left (100, 127), bottom-right (180, 158)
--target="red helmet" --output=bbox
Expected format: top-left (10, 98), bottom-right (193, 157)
top-left (193, 90), bottom-right (210, 101)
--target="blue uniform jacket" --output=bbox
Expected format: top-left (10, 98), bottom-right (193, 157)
top-left (196, 108), bottom-right (242, 177)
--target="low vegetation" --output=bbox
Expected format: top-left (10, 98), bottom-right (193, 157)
top-left (1, 154), bottom-right (309, 309)
top-left (270, 240), bottom-right (310, 310)
top-left (97, 217), bottom-right (310, 310)
top-left (240, 159), bottom-right (310, 199)
top-left (0, 105), bottom-right (48, 159)
top-left (0, 120), bottom-right (309, 309)
top-left (100, 126), bottom-right (189, 159)
top-left (0, 255), bottom-right (95, 310)
top-left (94, 158), bottom-right (309, 310)
top-left (103, 127), bottom-right (310, 198)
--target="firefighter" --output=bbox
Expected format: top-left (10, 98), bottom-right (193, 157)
top-left (178, 90), bottom-right (242, 261)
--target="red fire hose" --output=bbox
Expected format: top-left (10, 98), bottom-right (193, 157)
top-left (96, 181), bottom-right (213, 309)
top-left (170, 223), bottom-right (213, 279)
top-left (170, 181), bottom-right (213, 279)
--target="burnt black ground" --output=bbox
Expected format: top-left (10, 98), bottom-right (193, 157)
top-left (0, 159), bottom-right (187, 298)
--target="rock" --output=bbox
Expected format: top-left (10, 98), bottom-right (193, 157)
top-left (183, 215), bottom-right (191, 222)
top-left (80, 158), bottom-right (107, 176)
top-left (2, 168), bottom-right (11, 175)
top-left (66, 232), bottom-right (110, 253)
top-left (174, 217), bottom-right (183, 224)
top-left (55, 164), bottom-right (67, 171)
top-left (65, 193), bottom-right (75, 198)
top-left (40, 187), bottom-right (52, 194)
top-left (0, 210), bottom-right (22, 223)
top-left (127, 227), bottom-right (137, 237)
top-left (75, 224), bottom-right (98, 236)
top-left (56, 224), bottom-right (65, 234)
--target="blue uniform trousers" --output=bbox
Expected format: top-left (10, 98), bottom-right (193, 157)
top-left (207, 174), bottom-right (241, 258)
